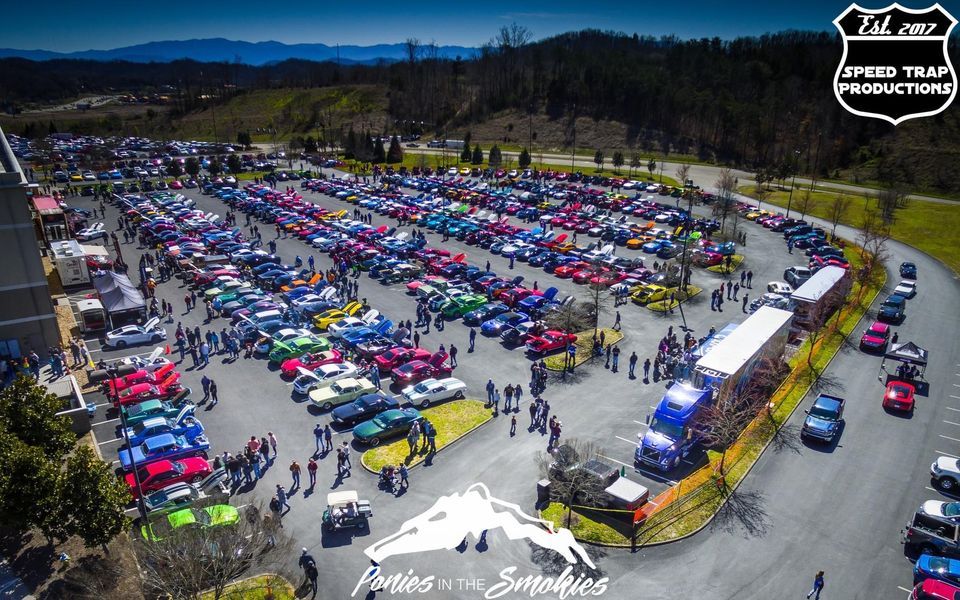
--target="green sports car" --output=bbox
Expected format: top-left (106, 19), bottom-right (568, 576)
top-left (268, 336), bottom-right (331, 363)
top-left (441, 294), bottom-right (488, 318)
top-left (140, 504), bottom-right (239, 541)
top-left (353, 408), bottom-right (424, 447)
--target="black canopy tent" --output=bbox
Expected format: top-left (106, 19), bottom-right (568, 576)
top-left (879, 341), bottom-right (929, 385)
top-left (92, 272), bottom-right (146, 328)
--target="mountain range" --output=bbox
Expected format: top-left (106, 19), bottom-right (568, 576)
top-left (0, 38), bottom-right (477, 65)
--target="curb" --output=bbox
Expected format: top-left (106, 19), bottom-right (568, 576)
top-left (359, 400), bottom-right (494, 474)
top-left (544, 329), bottom-right (625, 372)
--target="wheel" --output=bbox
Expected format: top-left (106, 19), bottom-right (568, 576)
top-left (454, 391), bottom-right (465, 399)
top-left (370, 437), bottom-right (381, 447)
top-left (191, 474), bottom-right (203, 483)
top-left (358, 519), bottom-right (367, 530)
top-left (322, 402), bottom-right (333, 411)
top-left (151, 335), bottom-right (161, 343)
top-left (115, 340), bottom-right (127, 349)
top-left (420, 399), bottom-right (430, 408)
top-left (939, 477), bottom-right (956, 491)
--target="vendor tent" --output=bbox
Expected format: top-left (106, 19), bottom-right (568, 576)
top-left (884, 341), bottom-right (928, 366)
top-left (92, 272), bottom-right (146, 328)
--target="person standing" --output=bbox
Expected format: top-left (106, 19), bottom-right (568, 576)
top-left (486, 379), bottom-right (495, 405)
top-left (268, 431), bottom-right (278, 457)
top-left (492, 388), bottom-right (501, 414)
top-left (209, 380), bottom-right (219, 406)
top-left (469, 327), bottom-right (477, 352)
top-left (324, 424), bottom-right (333, 452)
top-left (406, 422), bottom-right (419, 453)
top-left (612, 346), bottom-right (621, 372)
top-left (340, 441), bottom-right (352, 471)
top-left (742, 294), bottom-right (749, 313)
top-left (806, 571), bottom-right (825, 600)
top-left (746, 270), bottom-right (753, 287)
top-left (289, 460), bottom-right (301, 490)
top-left (276, 484), bottom-right (290, 511)
top-left (201, 375), bottom-right (211, 401)
top-left (629, 352), bottom-right (638, 378)
top-left (313, 424), bottom-right (324, 455)
top-left (503, 384), bottom-right (514, 412)
top-left (613, 311), bottom-right (622, 331)
top-left (398, 464), bottom-right (409, 490)
top-left (510, 415), bottom-right (517, 436)
top-left (307, 458), bottom-right (318, 488)
top-left (513, 383), bottom-right (522, 409)
top-left (449, 344), bottom-right (458, 367)
top-left (269, 495), bottom-right (284, 527)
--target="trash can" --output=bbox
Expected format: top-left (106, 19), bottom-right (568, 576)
top-left (536, 479), bottom-right (551, 505)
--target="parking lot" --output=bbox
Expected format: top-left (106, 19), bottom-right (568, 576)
top-left (67, 172), bottom-right (810, 505)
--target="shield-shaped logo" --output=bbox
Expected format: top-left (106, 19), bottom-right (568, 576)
top-left (834, 3), bottom-right (957, 125)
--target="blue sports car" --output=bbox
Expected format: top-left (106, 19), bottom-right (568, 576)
top-left (118, 433), bottom-right (210, 471)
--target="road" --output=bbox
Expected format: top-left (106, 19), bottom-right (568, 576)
top-left (67, 173), bottom-right (958, 599)
top-left (404, 146), bottom-right (957, 205)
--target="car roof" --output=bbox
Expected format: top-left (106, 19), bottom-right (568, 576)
top-left (144, 433), bottom-right (178, 449)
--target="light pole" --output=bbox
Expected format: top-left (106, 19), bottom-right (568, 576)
top-left (785, 148), bottom-right (801, 218)
top-left (570, 104), bottom-right (577, 172)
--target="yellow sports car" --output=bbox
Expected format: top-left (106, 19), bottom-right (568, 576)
top-left (312, 301), bottom-right (363, 330)
top-left (631, 283), bottom-right (669, 305)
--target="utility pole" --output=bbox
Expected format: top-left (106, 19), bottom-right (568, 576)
top-left (809, 131), bottom-right (822, 195)
top-left (570, 104), bottom-right (577, 172)
top-left (785, 148), bottom-right (801, 218)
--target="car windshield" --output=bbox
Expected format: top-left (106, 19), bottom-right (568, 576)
top-left (650, 418), bottom-right (684, 439)
top-left (809, 406), bottom-right (837, 420)
top-left (927, 557), bottom-right (951, 572)
top-left (413, 382), bottom-right (430, 393)
top-left (944, 503), bottom-right (960, 517)
top-left (372, 414), bottom-right (390, 427)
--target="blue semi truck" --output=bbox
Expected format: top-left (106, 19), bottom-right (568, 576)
top-left (636, 383), bottom-right (714, 471)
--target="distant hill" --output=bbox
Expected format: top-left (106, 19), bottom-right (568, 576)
top-left (0, 38), bottom-right (477, 65)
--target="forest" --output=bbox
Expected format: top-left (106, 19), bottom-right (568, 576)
top-left (1, 28), bottom-right (957, 193)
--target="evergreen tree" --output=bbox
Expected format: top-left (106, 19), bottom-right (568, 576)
top-left (236, 131), bottom-right (252, 149)
top-left (61, 446), bottom-right (131, 549)
top-left (488, 145), bottom-right (503, 168)
top-left (226, 154), bottom-right (242, 175)
top-left (373, 137), bottom-right (386, 163)
top-left (612, 151), bottom-right (624, 174)
top-left (184, 157), bottom-right (200, 179)
top-left (471, 145), bottom-right (484, 165)
top-left (386, 136), bottom-right (404, 164)
top-left (518, 148), bottom-right (531, 168)
top-left (594, 150), bottom-right (604, 171)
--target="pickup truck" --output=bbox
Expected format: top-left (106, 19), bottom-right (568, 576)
top-left (801, 394), bottom-right (845, 442)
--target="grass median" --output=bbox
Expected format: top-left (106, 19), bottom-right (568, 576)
top-left (543, 327), bottom-right (624, 371)
top-left (201, 574), bottom-right (295, 600)
top-left (541, 502), bottom-right (633, 545)
top-left (646, 285), bottom-right (702, 312)
top-left (706, 254), bottom-right (744, 274)
top-left (360, 400), bottom-right (492, 472)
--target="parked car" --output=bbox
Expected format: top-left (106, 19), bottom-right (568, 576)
top-left (878, 294), bottom-right (907, 324)
top-left (124, 457), bottom-right (213, 498)
top-left (901, 262), bottom-right (918, 279)
top-left (801, 394), bottom-right (845, 443)
top-left (911, 579), bottom-right (960, 600)
top-left (330, 392), bottom-right (400, 425)
top-left (352, 408), bottom-right (424, 446)
top-left (122, 400), bottom-right (195, 427)
top-left (118, 433), bottom-right (210, 471)
top-left (401, 377), bottom-right (467, 408)
top-left (141, 504), bottom-right (239, 541)
top-left (859, 321), bottom-right (891, 352)
top-left (915, 554), bottom-right (960, 587)
top-left (883, 380), bottom-right (916, 412)
top-left (932, 457), bottom-right (960, 491)
top-left (103, 317), bottom-right (166, 348)
top-left (895, 280), bottom-right (918, 299)
top-left (309, 377), bottom-right (377, 411)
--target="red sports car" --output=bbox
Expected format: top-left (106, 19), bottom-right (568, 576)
top-left (391, 352), bottom-right (453, 384)
top-left (106, 363), bottom-right (176, 395)
top-left (525, 330), bottom-right (577, 355)
top-left (554, 261), bottom-right (591, 279)
top-left (280, 349), bottom-right (343, 378)
top-left (859, 321), bottom-right (890, 352)
top-left (573, 268), bottom-right (605, 284)
top-left (114, 375), bottom-right (184, 407)
top-left (125, 457), bottom-right (213, 498)
top-left (883, 381), bottom-right (915, 412)
top-left (374, 347), bottom-right (432, 372)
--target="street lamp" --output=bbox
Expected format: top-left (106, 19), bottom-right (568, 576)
top-left (785, 148), bottom-right (801, 218)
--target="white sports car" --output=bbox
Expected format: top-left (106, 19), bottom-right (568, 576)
top-left (103, 317), bottom-right (167, 349)
top-left (401, 377), bottom-right (467, 408)
top-left (292, 362), bottom-right (359, 395)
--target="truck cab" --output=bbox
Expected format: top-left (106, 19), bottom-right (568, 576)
top-left (636, 383), bottom-right (713, 471)
top-left (801, 394), bottom-right (845, 442)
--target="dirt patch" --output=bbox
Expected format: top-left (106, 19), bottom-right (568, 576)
top-left (461, 109), bottom-right (631, 154)
top-left (0, 529), bottom-right (143, 600)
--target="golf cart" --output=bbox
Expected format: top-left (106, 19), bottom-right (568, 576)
top-left (321, 490), bottom-right (372, 531)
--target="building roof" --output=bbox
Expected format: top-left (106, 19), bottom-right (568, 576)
top-left (32, 196), bottom-right (62, 215)
top-left (792, 265), bottom-right (847, 304)
top-left (695, 306), bottom-right (793, 377)
top-left (0, 126), bottom-right (28, 187)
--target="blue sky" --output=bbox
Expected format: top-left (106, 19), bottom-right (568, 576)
top-left (2, 0), bottom-right (952, 51)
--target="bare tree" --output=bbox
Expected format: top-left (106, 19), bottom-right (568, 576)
top-left (714, 168), bottom-right (737, 238)
top-left (543, 300), bottom-right (593, 374)
top-left (629, 152), bottom-right (641, 179)
top-left (495, 23), bottom-right (533, 50)
top-left (404, 38), bottom-right (421, 65)
top-left (801, 288), bottom-right (843, 380)
top-left (691, 398), bottom-right (755, 480)
top-left (675, 163), bottom-right (690, 188)
top-left (828, 192), bottom-right (852, 240)
top-left (796, 188), bottom-right (818, 221)
top-left (135, 502), bottom-right (295, 600)
top-left (537, 439), bottom-right (607, 528)
top-left (875, 184), bottom-right (909, 224)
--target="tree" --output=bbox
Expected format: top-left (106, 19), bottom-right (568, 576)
top-left (0, 432), bottom-right (67, 543)
top-left (386, 136), bottom-right (403, 164)
top-left (537, 439), bottom-right (607, 528)
top-left (543, 300), bottom-right (593, 374)
top-left (207, 157), bottom-right (222, 177)
top-left (372, 137), bottom-right (386, 163)
top-left (136, 502), bottom-right (295, 600)
top-left (692, 399), bottom-right (754, 480)
top-left (61, 446), bottom-right (130, 550)
top-left (714, 167), bottom-right (737, 238)
top-left (303, 136), bottom-right (317, 154)
top-left (796, 188), bottom-right (817, 221)
top-left (184, 157), bottom-right (200, 179)
top-left (472, 145), bottom-right (484, 165)
top-left (236, 131), bottom-right (252, 149)
top-left (518, 148), bottom-right (531, 168)
top-left (226, 154), bottom-right (242, 175)
top-left (593, 150), bottom-right (604, 171)
top-left (166, 160), bottom-right (183, 179)
top-left (647, 158), bottom-right (656, 178)
top-left (0, 376), bottom-right (74, 458)
top-left (488, 145), bottom-right (503, 168)
top-left (612, 151), bottom-right (624, 174)
top-left (460, 132), bottom-right (472, 162)
top-left (629, 152), bottom-right (641, 178)
top-left (828, 192), bottom-right (852, 239)
top-left (676, 163), bottom-right (691, 187)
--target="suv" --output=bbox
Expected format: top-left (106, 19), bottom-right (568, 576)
top-left (878, 294), bottom-right (907, 324)
top-left (904, 505), bottom-right (960, 558)
top-left (932, 457), bottom-right (960, 492)
top-left (784, 266), bottom-right (813, 288)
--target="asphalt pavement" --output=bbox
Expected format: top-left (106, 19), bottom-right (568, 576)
top-left (64, 173), bottom-right (959, 599)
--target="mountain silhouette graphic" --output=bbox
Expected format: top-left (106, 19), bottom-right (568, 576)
top-left (364, 483), bottom-right (595, 568)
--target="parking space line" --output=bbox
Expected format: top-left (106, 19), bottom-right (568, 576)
top-left (99, 418), bottom-right (120, 425)
top-left (110, 460), bottom-right (120, 466)
top-left (97, 438), bottom-right (120, 446)
top-left (597, 454), bottom-right (633, 469)
top-left (954, 383), bottom-right (960, 388)
top-left (945, 421), bottom-right (960, 427)
top-left (940, 434), bottom-right (960, 443)
top-left (897, 586), bottom-right (912, 595)
top-left (614, 435), bottom-right (636, 446)
top-left (945, 407), bottom-right (960, 412)
top-left (950, 395), bottom-right (960, 400)
top-left (927, 486), bottom-right (938, 492)
top-left (937, 451), bottom-right (960, 458)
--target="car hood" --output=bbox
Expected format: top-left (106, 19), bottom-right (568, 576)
top-left (641, 430), bottom-right (675, 452)
top-left (353, 420), bottom-right (382, 438)
top-left (119, 446), bottom-right (147, 468)
top-left (803, 415), bottom-right (837, 431)
top-left (861, 334), bottom-right (885, 345)
top-left (936, 456), bottom-right (959, 472)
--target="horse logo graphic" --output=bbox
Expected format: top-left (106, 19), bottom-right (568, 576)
top-left (364, 483), bottom-right (596, 569)
top-left (833, 3), bottom-right (957, 125)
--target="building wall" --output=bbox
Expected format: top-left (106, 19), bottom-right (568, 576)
top-left (0, 129), bottom-right (59, 358)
